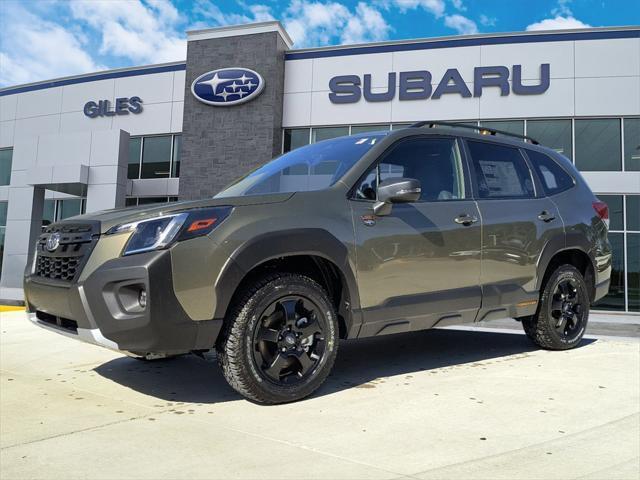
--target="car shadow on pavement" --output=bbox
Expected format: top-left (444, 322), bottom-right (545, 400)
top-left (94, 328), bottom-right (596, 404)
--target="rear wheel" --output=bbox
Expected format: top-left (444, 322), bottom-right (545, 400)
top-left (522, 264), bottom-right (590, 350)
top-left (216, 273), bottom-right (338, 404)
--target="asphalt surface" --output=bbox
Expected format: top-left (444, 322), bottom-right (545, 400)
top-left (1, 310), bottom-right (639, 480)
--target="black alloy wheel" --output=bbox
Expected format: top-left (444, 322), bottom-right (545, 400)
top-left (549, 278), bottom-right (586, 339)
top-left (522, 264), bottom-right (590, 350)
top-left (252, 296), bottom-right (327, 385)
top-left (217, 273), bottom-right (338, 404)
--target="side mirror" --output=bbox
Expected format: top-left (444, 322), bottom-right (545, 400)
top-left (373, 177), bottom-right (421, 216)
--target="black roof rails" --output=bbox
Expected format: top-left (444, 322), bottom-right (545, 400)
top-left (409, 120), bottom-right (539, 145)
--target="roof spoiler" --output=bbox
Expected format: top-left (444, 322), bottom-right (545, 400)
top-left (409, 121), bottom-right (539, 145)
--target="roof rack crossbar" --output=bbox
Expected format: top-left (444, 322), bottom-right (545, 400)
top-left (409, 120), bottom-right (539, 145)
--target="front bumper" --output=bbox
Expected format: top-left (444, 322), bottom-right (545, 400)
top-left (24, 249), bottom-right (222, 357)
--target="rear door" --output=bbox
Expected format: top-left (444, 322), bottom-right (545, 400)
top-left (350, 136), bottom-right (482, 337)
top-left (463, 139), bottom-right (564, 320)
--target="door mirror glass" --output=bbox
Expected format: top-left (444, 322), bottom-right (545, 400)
top-left (374, 178), bottom-right (421, 215)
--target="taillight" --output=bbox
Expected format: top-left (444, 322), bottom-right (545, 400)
top-left (593, 200), bottom-right (609, 228)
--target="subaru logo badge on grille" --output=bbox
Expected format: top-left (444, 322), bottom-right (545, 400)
top-left (46, 232), bottom-right (60, 252)
top-left (191, 67), bottom-right (265, 106)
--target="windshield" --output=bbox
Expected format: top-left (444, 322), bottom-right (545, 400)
top-left (215, 133), bottom-right (385, 198)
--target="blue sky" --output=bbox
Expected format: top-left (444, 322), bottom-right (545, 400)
top-left (1, 0), bottom-right (638, 87)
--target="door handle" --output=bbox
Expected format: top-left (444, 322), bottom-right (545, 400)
top-left (454, 214), bottom-right (478, 226)
top-left (537, 211), bottom-right (556, 223)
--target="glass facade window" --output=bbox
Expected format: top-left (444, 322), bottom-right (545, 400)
top-left (390, 123), bottom-right (411, 130)
top-left (141, 135), bottom-right (172, 178)
top-left (172, 135), bottom-right (181, 178)
top-left (128, 137), bottom-right (142, 179)
top-left (527, 119), bottom-right (573, 159)
top-left (351, 125), bottom-right (390, 135)
top-left (594, 194), bottom-right (639, 312)
top-left (0, 149), bottom-right (12, 185)
top-left (42, 200), bottom-right (55, 227)
top-left (58, 199), bottom-right (83, 220)
top-left (128, 135), bottom-right (180, 179)
top-left (481, 120), bottom-right (524, 136)
top-left (575, 118), bottom-right (621, 171)
top-left (311, 127), bottom-right (349, 143)
top-left (627, 195), bottom-right (640, 231)
top-left (596, 232), bottom-right (625, 311)
top-left (125, 196), bottom-right (179, 206)
top-left (598, 195), bottom-right (623, 231)
top-left (624, 118), bottom-right (640, 171)
top-left (628, 233), bottom-right (640, 312)
top-left (283, 128), bottom-right (310, 152)
top-left (0, 201), bottom-right (6, 278)
top-left (41, 197), bottom-right (86, 227)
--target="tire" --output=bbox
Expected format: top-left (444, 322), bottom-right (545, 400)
top-left (522, 264), bottom-right (590, 350)
top-left (216, 273), bottom-right (339, 404)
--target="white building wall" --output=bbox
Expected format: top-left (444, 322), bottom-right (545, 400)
top-left (0, 64), bottom-right (186, 300)
top-left (0, 67), bottom-right (185, 150)
top-left (282, 37), bottom-right (640, 126)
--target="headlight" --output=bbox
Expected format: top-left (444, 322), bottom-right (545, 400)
top-left (106, 206), bottom-right (232, 256)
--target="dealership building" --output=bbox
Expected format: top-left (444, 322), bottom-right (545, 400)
top-left (0, 22), bottom-right (638, 312)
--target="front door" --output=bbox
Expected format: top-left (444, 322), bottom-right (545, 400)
top-left (350, 136), bottom-right (482, 337)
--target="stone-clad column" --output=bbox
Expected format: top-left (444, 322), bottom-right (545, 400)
top-left (179, 22), bottom-right (292, 200)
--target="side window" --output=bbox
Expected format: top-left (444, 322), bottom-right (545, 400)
top-left (526, 149), bottom-right (575, 196)
top-left (353, 137), bottom-right (466, 202)
top-left (467, 140), bottom-right (535, 199)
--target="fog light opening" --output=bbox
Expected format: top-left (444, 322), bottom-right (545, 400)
top-left (138, 289), bottom-right (147, 309)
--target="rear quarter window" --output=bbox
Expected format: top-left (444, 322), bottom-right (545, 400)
top-left (526, 149), bottom-right (575, 196)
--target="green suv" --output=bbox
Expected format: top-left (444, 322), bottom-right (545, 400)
top-left (24, 123), bottom-right (612, 404)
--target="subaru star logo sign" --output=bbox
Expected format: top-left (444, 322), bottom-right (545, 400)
top-left (191, 67), bottom-right (265, 106)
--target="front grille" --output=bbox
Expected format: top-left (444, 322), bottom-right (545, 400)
top-left (35, 256), bottom-right (81, 281)
top-left (33, 223), bottom-right (99, 283)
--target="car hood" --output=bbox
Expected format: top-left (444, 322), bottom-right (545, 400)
top-left (62, 193), bottom-right (294, 233)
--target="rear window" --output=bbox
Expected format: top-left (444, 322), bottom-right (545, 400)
top-left (526, 149), bottom-right (575, 196)
top-left (467, 140), bottom-right (535, 199)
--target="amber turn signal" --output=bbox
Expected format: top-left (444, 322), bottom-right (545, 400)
top-left (187, 218), bottom-right (217, 232)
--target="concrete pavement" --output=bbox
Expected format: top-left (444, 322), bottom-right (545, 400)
top-left (1, 310), bottom-right (639, 479)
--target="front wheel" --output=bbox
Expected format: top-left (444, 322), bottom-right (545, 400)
top-left (216, 273), bottom-right (338, 404)
top-left (522, 264), bottom-right (590, 350)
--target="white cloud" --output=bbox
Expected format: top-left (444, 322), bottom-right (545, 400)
top-left (342, 2), bottom-right (392, 44)
top-left (479, 14), bottom-right (496, 27)
top-left (392, 0), bottom-right (446, 18)
top-left (552, 0), bottom-right (574, 16)
top-left (69, 0), bottom-right (186, 64)
top-left (444, 14), bottom-right (478, 34)
top-left (192, 0), bottom-right (274, 27)
top-left (0, 3), bottom-right (104, 86)
top-left (450, 0), bottom-right (466, 12)
top-left (283, 0), bottom-right (391, 47)
top-left (526, 15), bottom-right (591, 31)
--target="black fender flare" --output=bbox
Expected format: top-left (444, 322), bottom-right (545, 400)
top-left (212, 229), bottom-right (362, 337)
top-left (536, 232), bottom-right (596, 291)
